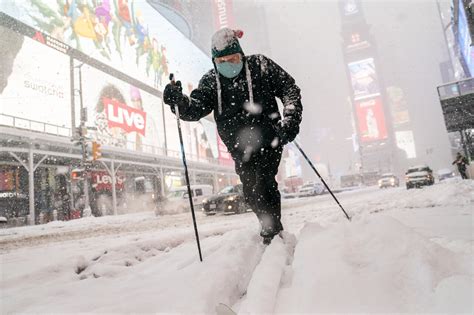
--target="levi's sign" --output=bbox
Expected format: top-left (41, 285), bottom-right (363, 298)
top-left (104, 97), bottom-right (147, 136)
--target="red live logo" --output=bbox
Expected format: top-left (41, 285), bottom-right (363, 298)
top-left (104, 97), bottom-right (147, 136)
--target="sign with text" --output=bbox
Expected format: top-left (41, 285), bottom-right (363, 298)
top-left (0, 25), bottom-right (70, 130)
top-left (81, 64), bottom-right (165, 153)
top-left (212, 0), bottom-right (235, 30)
top-left (104, 98), bottom-right (147, 136)
top-left (91, 171), bottom-right (125, 191)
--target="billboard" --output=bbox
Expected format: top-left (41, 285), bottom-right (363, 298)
top-left (354, 96), bottom-right (388, 142)
top-left (457, 0), bottom-right (474, 77)
top-left (284, 146), bottom-right (302, 178)
top-left (197, 119), bottom-right (219, 159)
top-left (342, 0), bottom-right (360, 16)
top-left (0, 0), bottom-right (212, 91)
top-left (386, 86), bottom-right (410, 128)
top-left (218, 136), bottom-right (233, 166)
top-left (348, 58), bottom-right (380, 100)
top-left (81, 63), bottom-right (165, 153)
top-left (212, 0), bottom-right (235, 30)
top-left (0, 25), bottom-right (71, 133)
top-left (395, 130), bottom-right (416, 159)
top-left (90, 171), bottom-right (125, 191)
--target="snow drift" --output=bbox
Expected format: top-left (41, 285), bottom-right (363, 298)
top-left (275, 215), bottom-right (472, 314)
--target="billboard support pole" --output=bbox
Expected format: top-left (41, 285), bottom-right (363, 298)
top-left (160, 167), bottom-right (165, 197)
top-left (111, 160), bottom-right (117, 216)
top-left (28, 146), bottom-right (35, 225)
top-left (9, 149), bottom-right (47, 225)
top-left (100, 160), bottom-right (121, 216)
top-left (76, 63), bottom-right (91, 216)
top-left (70, 56), bottom-right (76, 138)
top-left (161, 99), bottom-right (168, 155)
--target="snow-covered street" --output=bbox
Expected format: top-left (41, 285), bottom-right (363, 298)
top-left (1, 179), bottom-right (472, 314)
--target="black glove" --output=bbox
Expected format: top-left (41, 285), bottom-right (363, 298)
top-left (275, 119), bottom-right (299, 145)
top-left (163, 80), bottom-right (183, 106)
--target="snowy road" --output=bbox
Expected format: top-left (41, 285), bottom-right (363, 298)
top-left (1, 180), bottom-right (473, 314)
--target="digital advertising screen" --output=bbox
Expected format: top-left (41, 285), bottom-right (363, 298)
top-left (457, 0), bottom-right (474, 77)
top-left (0, 0), bottom-right (212, 91)
top-left (354, 96), bottom-right (388, 143)
top-left (395, 130), bottom-right (416, 159)
top-left (81, 63), bottom-right (165, 153)
top-left (348, 58), bottom-right (380, 101)
top-left (0, 25), bottom-right (71, 134)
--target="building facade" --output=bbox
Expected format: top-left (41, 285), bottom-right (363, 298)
top-left (0, 2), bottom-right (238, 226)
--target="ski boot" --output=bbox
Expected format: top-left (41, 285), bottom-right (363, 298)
top-left (262, 236), bottom-right (273, 245)
top-left (260, 220), bottom-right (283, 245)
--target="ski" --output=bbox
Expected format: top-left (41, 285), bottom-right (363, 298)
top-left (215, 303), bottom-right (237, 315)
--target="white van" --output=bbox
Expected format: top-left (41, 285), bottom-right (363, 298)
top-left (163, 185), bottom-right (213, 214)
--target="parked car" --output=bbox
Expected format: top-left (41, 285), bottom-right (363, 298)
top-left (405, 165), bottom-right (434, 189)
top-left (202, 184), bottom-right (249, 215)
top-left (437, 168), bottom-right (457, 181)
top-left (377, 173), bottom-right (400, 188)
top-left (298, 182), bottom-right (325, 197)
top-left (280, 187), bottom-right (299, 199)
top-left (162, 185), bottom-right (213, 214)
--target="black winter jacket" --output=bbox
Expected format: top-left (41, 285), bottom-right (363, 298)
top-left (172, 54), bottom-right (302, 160)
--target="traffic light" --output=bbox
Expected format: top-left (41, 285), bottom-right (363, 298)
top-left (92, 141), bottom-right (102, 160)
top-left (71, 168), bottom-right (84, 180)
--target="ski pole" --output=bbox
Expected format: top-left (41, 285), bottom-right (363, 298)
top-left (293, 141), bottom-right (351, 221)
top-left (169, 73), bottom-right (203, 261)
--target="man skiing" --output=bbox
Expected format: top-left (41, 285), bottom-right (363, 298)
top-left (452, 152), bottom-right (469, 179)
top-left (163, 28), bottom-right (303, 244)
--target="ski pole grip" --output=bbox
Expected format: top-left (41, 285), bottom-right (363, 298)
top-left (169, 73), bottom-right (182, 91)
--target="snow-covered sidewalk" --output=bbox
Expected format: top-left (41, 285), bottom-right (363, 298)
top-left (1, 180), bottom-right (473, 313)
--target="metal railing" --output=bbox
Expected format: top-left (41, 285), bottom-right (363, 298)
top-left (0, 113), bottom-right (71, 137)
top-left (437, 77), bottom-right (474, 100)
top-left (1, 114), bottom-right (225, 165)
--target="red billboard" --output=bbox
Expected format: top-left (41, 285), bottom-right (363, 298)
top-left (104, 97), bottom-right (147, 136)
top-left (212, 0), bottom-right (235, 30)
top-left (217, 136), bottom-right (234, 166)
top-left (355, 96), bottom-right (387, 142)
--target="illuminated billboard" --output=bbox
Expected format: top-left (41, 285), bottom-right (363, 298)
top-left (0, 25), bottom-right (71, 133)
top-left (386, 86), bottom-right (410, 128)
top-left (0, 0), bottom-right (212, 91)
top-left (284, 146), bottom-right (302, 178)
top-left (348, 58), bottom-right (380, 100)
top-left (395, 130), bottom-right (416, 159)
top-left (457, 0), bottom-right (474, 76)
top-left (218, 136), bottom-right (233, 166)
top-left (354, 96), bottom-right (388, 142)
top-left (80, 63), bottom-right (165, 153)
top-left (212, 0), bottom-right (235, 30)
top-left (342, 0), bottom-right (360, 16)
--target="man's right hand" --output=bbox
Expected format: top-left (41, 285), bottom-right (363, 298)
top-left (163, 80), bottom-right (183, 106)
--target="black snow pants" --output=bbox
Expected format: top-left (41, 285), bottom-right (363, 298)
top-left (233, 146), bottom-right (283, 237)
top-left (458, 166), bottom-right (468, 179)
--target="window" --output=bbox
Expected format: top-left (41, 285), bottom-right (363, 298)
top-left (219, 186), bottom-right (234, 194)
top-left (195, 189), bottom-right (203, 196)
